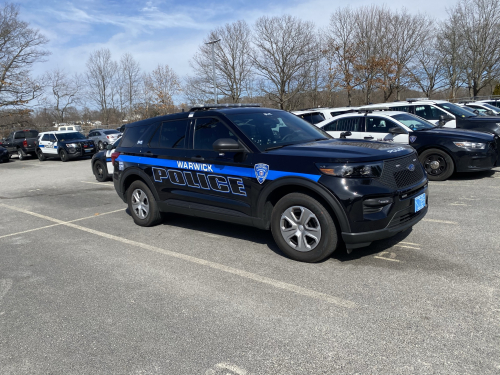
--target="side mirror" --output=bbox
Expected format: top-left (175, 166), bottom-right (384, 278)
top-left (106, 144), bottom-right (113, 150)
top-left (339, 131), bottom-right (352, 139)
top-left (388, 126), bottom-right (407, 135)
top-left (213, 138), bottom-right (245, 153)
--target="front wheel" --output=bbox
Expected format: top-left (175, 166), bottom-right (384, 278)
top-left (98, 141), bottom-right (104, 150)
top-left (271, 193), bottom-right (338, 262)
top-left (93, 160), bottom-right (108, 182)
top-left (59, 149), bottom-right (68, 162)
top-left (37, 149), bottom-right (46, 161)
top-left (127, 180), bottom-right (162, 227)
top-left (419, 149), bottom-right (454, 181)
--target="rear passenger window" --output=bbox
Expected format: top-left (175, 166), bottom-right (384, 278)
top-left (193, 118), bottom-right (237, 150)
top-left (337, 117), bottom-right (363, 132)
top-left (121, 125), bottom-right (149, 147)
top-left (149, 120), bottom-right (187, 149)
top-left (323, 121), bottom-right (337, 132)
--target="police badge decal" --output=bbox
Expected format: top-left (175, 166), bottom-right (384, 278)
top-left (254, 163), bottom-right (269, 184)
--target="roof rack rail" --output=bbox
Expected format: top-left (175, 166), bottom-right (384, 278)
top-left (406, 97), bottom-right (429, 103)
top-left (357, 106), bottom-right (389, 113)
top-left (458, 99), bottom-right (475, 104)
top-left (189, 103), bottom-right (261, 111)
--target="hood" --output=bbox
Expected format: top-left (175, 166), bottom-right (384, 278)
top-left (267, 139), bottom-right (415, 162)
top-left (461, 115), bottom-right (500, 123)
top-left (416, 127), bottom-right (495, 141)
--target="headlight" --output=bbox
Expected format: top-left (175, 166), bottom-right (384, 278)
top-left (67, 143), bottom-right (77, 148)
top-left (453, 141), bottom-right (486, 149)
top-left (316, 162), bottom-right (383, 178)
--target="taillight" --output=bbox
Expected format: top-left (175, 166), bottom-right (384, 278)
top-left (107, 135), bottom-right (111, 139)
top-left (23, 140), bottom-right (27, 147)
top-left (111, 152), bottom-right (120, 164)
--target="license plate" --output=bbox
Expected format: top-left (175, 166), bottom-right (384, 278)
top-left (414, 193), bottom-right (426, 213)
top-left (85, 149), bottom-right (92, 152)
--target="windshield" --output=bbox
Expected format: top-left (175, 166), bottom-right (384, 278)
top-left (56, 132), bottom-right (86, 142)
top-left (435, 102), bottom-right (476, 118)
top-left (225, 111), bottom-right (331, 151)
top-left (462, 106), bottom-right (487, 116)
top-left (391, 113), bottom-right (435, 130)
top-left (479, 103), bottom-right (500, 112)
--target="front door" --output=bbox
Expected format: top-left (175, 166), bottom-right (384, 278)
top-left (414, 104), bottom-right (456, 128)
top-left (39, 133), bottom-right (59, 155)
top-left (364, 116), bottom-right (409, 144)
top-left (183, 116), bottom-right (253, 217)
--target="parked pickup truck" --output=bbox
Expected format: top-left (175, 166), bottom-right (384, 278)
top-left (2, 129), bottom-right (39, 160)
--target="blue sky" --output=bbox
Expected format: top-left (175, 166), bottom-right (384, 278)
top-left (18, 0), bottom-right (457, 80)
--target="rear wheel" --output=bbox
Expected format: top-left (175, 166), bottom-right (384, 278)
top-left (59, 149), bottom-right (68, 162)
top-left (37, 149), bottom-right (46, 161)
top-left (127, 180), bottom-right (162, 227)
top-left (93, 160), bottom-right (108, 182)
top-left (17, 148), bottom-right (26, 160)
top-left (419, 149), bottom-right (454, 181)
top-left (271, 193), bottom-right (338, 262)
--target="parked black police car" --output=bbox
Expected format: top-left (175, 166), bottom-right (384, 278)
top-left (112, 104), bottom-right (429, 262)
top-left (36, 131), bottom-right (96, 162)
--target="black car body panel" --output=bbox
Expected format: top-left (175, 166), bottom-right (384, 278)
top-left (3, 129), bottom-right (39, 157)
top-left (0, 146), bottom-right (9, 162)
top-left (113, 108), bottom-right (429, 249)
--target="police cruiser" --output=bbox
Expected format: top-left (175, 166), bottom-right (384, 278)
top-left (91, 138), bottom-right (121, 182)
top-left (36, 131), bottom-right (96, 162)
top-left (112, 104), bottom-right (428, 262)
top-left (315, 108), bottom-right (498, 181)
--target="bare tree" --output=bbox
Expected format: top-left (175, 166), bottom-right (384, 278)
top-left (251, 15), bottom-right (318, 110)
top-left (0, 3), bottom-right (49, 121)
top-left (120, 53), bottom-right (141, 118)
top-left (86, 48), bottom-right (118, 124)
top-left (44, 69), bottom-right (82, 123)
top-left (451, 0), bottom-right (500, 96)
top-left (144, 64), bottom-right (180, 116)
top-left (191, 20), bottom-right (253, 103)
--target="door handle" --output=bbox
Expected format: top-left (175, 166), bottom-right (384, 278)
top-left (191, 156), bottom-right (204, 161)
top-left (364, 136), bottom-right (374, 140)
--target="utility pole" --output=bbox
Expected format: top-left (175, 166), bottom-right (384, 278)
top-left (205, 39), bottom-right (221, 104)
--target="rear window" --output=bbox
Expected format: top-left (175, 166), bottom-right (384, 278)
top-left (121, 125), bottom-right (149, 148)
top-left (103, 130), bottom-right (120, 135)
top-left (15, 130), bottom-right (38, 139)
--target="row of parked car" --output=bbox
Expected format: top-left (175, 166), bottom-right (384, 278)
top-left (293, 98), bottom-right (500, 181)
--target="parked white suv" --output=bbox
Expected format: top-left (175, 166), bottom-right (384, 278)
top-left (292, 107), bottom-right (358, 125)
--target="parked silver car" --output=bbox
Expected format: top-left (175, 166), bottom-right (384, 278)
top-left (87, 129), bottom-right (122, 150)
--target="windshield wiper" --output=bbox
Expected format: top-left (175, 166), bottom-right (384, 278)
top-left (265, 143), bottom-right (295, 151)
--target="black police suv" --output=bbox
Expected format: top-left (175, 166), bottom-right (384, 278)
top-left (112, 105), bottom-right (429, 262)
top-left (36, 131), bottom-right (96, 162)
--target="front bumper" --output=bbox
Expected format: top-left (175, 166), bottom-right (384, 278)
top-left (67, 147), bottom-right (96, 158)
top-left (455, 146), bottom-right (497, 172)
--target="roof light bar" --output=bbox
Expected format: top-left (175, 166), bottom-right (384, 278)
top-left (357, 106), bottom-right (390, 112)
top-left (406, 97), bottom-right (429, 103)
top-left (189, 103), bottom-right (261, 111)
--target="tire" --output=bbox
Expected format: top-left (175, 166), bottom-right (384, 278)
top-left (93, 160), bottom-right (109, 182)
top-left (37, 149), bottom-right (46, 161)
top-left (419, 149), bottom-right (454, 181)
top-left (127, 180), bottom-right (162, 227)
top-left (59, 149), bottom-right (68, 162)
top-left (271, 193), bottom-right (338, 262)
top-left (17, 148), bottom-right (26, 160)
top-left (98, 141), bottom-right (104, 150)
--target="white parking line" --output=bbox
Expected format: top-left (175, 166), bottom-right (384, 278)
top-left (0, 209), bottom-right (124, 240)
top-left (450, 203), bottom-right (470, 206)
top-left (394, 245), bottom-right (420, 250)
top-left (374, 256), bottom-right (400, 262)
top-left (81, 181), bottom-right (113, 186)
top-left (399, 241), bottom-right (420, 246)
top-left (423, 218), bottom-right (458, 225)
top-left (0, 204), bottom-right (357, 309)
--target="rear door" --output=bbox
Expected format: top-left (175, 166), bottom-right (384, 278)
top-left (414, 104), bottom-right (456, 128)
top-left (364, 116), bottom-right (409, 144)
top-left (321, 116), bottom-right (366, 139)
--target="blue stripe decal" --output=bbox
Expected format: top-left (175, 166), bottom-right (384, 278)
top-left (39, 145), bottom-right (45, 148)
top-left (54, 146), bottom-right (58, 149)
top-left (106, 158), bottom-right (111, 162)
top-left (116, 154), bottom-right (320, 182)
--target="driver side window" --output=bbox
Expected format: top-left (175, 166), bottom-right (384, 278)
top-left (193, 118), bottom-right (237, 151)
top-left (366, 117), bottom-right (399, 132)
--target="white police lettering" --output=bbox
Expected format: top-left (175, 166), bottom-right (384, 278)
top-left (152, 166), bottom-right (247, 196)
top-left (387, 147), bottom-right (406, 153)
top-left (176, 161), bottom-right (214, 172)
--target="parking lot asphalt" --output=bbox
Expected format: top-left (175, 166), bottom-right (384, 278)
top-left (0, 155), bottom-right (499, 374)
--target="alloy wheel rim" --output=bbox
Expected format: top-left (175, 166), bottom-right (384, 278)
top-left (131, 188), bottom-right (149, 219)
top-left (279, 206), bottom-right (321, 252)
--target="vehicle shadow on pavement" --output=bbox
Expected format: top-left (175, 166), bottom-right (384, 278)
top-left (449, 169), bottom-right (497, 180)
top-left (125, 209), bottom-right (416, 263)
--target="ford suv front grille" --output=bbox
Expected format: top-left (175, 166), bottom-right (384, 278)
top-left (379, 153), bottom-right (425, 190)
